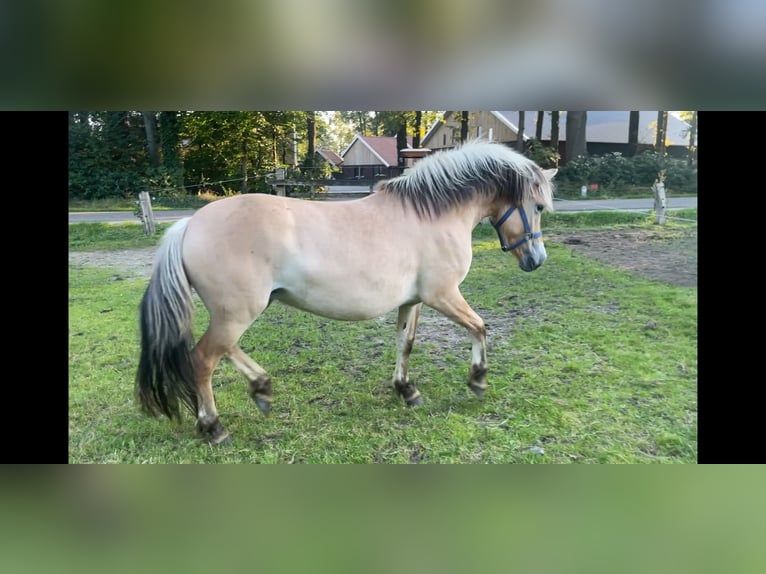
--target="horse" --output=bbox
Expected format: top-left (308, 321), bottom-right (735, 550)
top-left (136, 140), bottom-right (557, 445)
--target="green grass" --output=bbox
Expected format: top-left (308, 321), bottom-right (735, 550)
top-left (553, 182), bottom-right (697, 200)
top-left (69, 213), bottom-right (697, 463)
top-left (68, 222), bottom-right (172, 251)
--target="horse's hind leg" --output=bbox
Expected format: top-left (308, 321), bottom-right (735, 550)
top-left (193, 318), bottom-right (258, 445)
top-left (192, 328), bottom-right (233, 445)
top-left (392, 303), bottom-right (424, 406)
top-left (227, 346), bottom-right (273, 415)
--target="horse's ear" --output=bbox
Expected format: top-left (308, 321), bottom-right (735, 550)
top-left (543, 168), bottom-right (558, 180)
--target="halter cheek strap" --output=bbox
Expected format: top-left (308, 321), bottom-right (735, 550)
top-left (492, 206), bottom-right (542, 252)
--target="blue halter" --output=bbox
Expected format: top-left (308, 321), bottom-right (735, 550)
top-left (492, 206), bottom-right (542, 252)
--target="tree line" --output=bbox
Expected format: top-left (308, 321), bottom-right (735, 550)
top-left (68, 111), bottom-right (695, 201)
top-left (68, 111), bottom-right (445, 200)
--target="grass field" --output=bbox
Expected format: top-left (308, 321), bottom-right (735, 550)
top-left (69, 212), bottom-right (697, 463)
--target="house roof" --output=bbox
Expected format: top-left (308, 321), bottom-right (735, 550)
top-left (422, 111), bottom-right (693, 147)
top-left (316, 148), bottom-right (343, 166)
top-left (341, 135), bottom-right (414, 166)
top-left (494, 111), bottom-right (692, 146)
top-left (420, 111), bottom-right (453, 146)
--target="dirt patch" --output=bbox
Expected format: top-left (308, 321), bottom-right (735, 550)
top-left (547, 227), bottom-right (697, 288)
top-left (69, 248), bottom-right (157, 279)
top-left (68, 227), bottom-right (697, 288)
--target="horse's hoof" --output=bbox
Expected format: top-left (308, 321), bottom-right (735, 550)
top-left (208, 432), bottom-right (232, 446)
top-left (468, 383), bottom-right (486, 398)
top-left (406, 395), bottom-right (425, 407)
top-left (255, 396), bottom-right (271, 416)
top-left (197, 417), bottom-right (231, 445)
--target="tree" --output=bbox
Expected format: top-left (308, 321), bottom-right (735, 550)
top-left (550, 111), bottom-right (560, 159)
top-left (516, 111), bottom-right (525, 152)
top-left (460, 111), bottom-right (469, 143)
top-left (565, 111), bottom-right (587, 162)
top-left (413, 111), bottom-right (422, 149)
top-left (535, 111), bottom-right (544, 141)
top-left (687, 111), bottom-right (697, 166)
top-left (318, 111), bottom-right (357, 153)
top-left (302, 111), bottom-right (317, 177)
top-left (627, 111), bottom-right (640, 157)
top-left (655, 111), bottom-right (668, 155)
top-left (158, 111), bottom-right (184, 189)
top-left (142, 112), bottom-right (160, 167)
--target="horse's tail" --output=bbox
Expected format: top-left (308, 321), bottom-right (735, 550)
top-left (136, 217), bottom-right (198, 420)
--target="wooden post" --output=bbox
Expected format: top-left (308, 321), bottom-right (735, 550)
top-left (138, 191), bottom-right (156, 235)
top-left (653, 174), bottom-right (666, 225)
top-left (274, 167), bottom-right (286, 197)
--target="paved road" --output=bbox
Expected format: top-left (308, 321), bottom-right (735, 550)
top-left (69, 196), bottom-right (697, 224)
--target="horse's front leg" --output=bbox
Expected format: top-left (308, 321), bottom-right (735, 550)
top-left (425, 288), bottom-right (488, 397)
top-left (392, 303), bottom-right (424, 406)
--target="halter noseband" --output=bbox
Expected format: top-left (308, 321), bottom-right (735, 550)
top-left (491, 206), bottom-right (542, 252)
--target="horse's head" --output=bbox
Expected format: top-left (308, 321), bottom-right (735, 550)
top-left (492, 167), bottom-right (557, 272)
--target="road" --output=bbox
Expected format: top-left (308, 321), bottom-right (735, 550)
top-left (69, 196), bottom-right (697, 224)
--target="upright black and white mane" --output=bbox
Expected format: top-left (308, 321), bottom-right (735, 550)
top-left (381, 139), bottom-right (554, 219)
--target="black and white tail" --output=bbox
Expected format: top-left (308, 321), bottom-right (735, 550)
top-left (135, 217), bottom-right (198, 420)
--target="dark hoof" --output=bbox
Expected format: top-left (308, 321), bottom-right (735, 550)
top-left (395, 381), bottom-right (423, 407)
top-left (249, 376), bottom-right (273, 416)
top-left (406, 394), bottom-right (425, 407)
top-left (255, 396), bottom-right (271, 416)
top-left (469, 365), bottom-right (488, 398)
top-left (197, 417), bottom-right (231, 445)
top-left (209, 432), bottom-right (232, 446)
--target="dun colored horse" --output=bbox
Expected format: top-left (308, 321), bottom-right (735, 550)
top-left (136, 140), bottom-right (556, 444)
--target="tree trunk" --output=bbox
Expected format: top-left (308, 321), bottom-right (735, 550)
top-left (273, 128), bottom-right (278, 166)
top-left (550, 111), bottom-right (560, 159)
top-left (413, 111), bottom-right (422, 148)
top-left (142, 112), bottom-right (160, 167)
top-left (687, 111), bottom-right (697, 166)
top-left (565, 111), bottom-right (587, 162)
top-left (305, 111), bottom-right (316, 176)
top-left (241, 137), bottom-right (248, 193)
top-left (306, 111), bottom-right (316, 158)
top-left (516, 111), bottom-right (525, 152)
top-left (628, 111), bottom-right (640, 156)
top-left (460, 111), bottom-right (469, 143)
top-left (655, 111), bottom-right (668, 155)
top-left (396, 119), bottom-right (407, 168)
top-left (535, 111), bottom-right (544, 140)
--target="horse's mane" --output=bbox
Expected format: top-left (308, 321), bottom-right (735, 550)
top-left (379, 139), bottom-right (554, 219)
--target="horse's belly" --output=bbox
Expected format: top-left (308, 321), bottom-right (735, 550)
top-left (273, 276), bottom-right (418, 321)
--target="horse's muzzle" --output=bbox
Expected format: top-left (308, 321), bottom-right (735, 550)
top-left (518, 244), bottom-right (547, 272)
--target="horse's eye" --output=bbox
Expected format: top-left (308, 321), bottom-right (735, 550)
top-left (536, 204), bottom-right (544, 213)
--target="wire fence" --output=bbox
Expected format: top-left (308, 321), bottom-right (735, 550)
top-left (550, 197), bottom-right (698, 225)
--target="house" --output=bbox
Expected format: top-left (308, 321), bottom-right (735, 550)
top-left (309, 148), bottom-right (344, 179)
top-left (338, 135), bottom-right (413, 180)
top-left (422, 111), bottom-right (694, 163)
top-left (421, 111), bottom-right (520, 151)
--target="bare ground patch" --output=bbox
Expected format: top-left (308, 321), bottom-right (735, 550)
top-left (547, 227), bottom-right (697, 288)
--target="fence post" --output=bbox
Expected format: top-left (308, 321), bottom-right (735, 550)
top-left (274, 168), bottom-right (286, 197)
top-left (138, 191), bottom-right (156, 235)
top-left (653, 179), bottom-right (666, 225)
